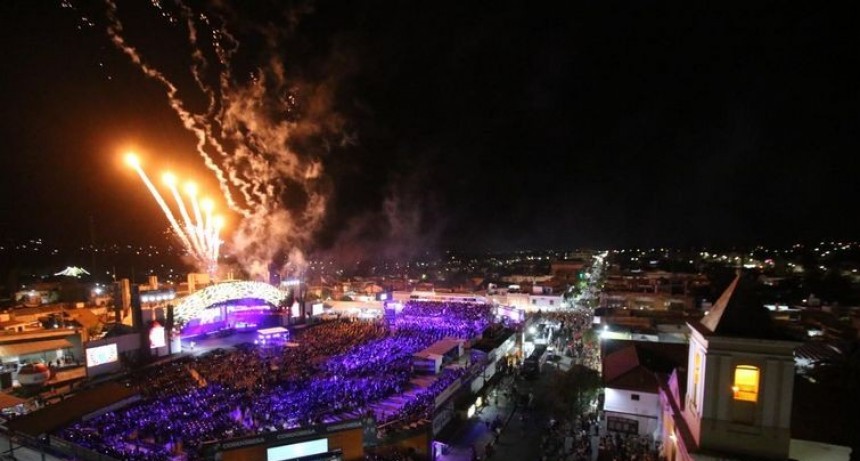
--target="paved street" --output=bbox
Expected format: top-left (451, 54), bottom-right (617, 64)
top-left (437, 368), bottom-right (574, 461)
top-left (434, 253), bottom-right (608, 461)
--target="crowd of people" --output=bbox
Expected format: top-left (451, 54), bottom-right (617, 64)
top-left (396, 300), bottom-right (495, 339)
top-left (365, 447), bottom-right (420, 461)
top-left (597, 432), bottom-right (660, 461)
top-left (529, 413), bottom-right (600, 461)
top-left (514, 305), bottom-right (662, 461)
top-left (59, 301), bottom-right (493, 461)
top-left (400, 300), bottom-right (494, 322)
top-left (534, 309), bottom-right (602, 371)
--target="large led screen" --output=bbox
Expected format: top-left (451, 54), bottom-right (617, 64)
top-left (150, 324), bottom-right (166, 349)
top-left (86, 343), bottom-right (118, 367)
top-left (266, 438), bottom-right (328, 461)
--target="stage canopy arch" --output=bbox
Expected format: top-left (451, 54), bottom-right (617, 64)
top-left (173, 281), bottom-right (287, 325)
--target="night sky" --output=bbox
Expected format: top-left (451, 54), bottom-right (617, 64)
top-left (1, 1), bottom-right (858, 255)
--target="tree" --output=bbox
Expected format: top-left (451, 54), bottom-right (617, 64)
top-left (537, 365), bottom-right (602, 420)
top-left (581, 328), bottom-right (598, 349)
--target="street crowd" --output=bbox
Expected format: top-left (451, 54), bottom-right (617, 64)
top-left (506, 308), bottom-right (661, 461)
top-left (536, 309), bottom-right (602, 371)
top-left (530, 414), bottom-right (658, 461)
top-left (597, 432), bottom-right (661, 461)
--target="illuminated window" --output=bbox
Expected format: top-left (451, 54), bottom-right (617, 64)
top-left (732, 365), bottom-right (760, 403)
top-left (691, 352), bottom-right (701, 408)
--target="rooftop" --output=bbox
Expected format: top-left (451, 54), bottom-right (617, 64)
top-left (602, 340), bottom-right (688, 393)
top-left (691, 272), bottom-right (786, 340)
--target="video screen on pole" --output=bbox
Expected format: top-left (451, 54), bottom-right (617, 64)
top-left (86, 343), bottom-right (118, 367)
top-left (266, 438), bottom-right (328, 461)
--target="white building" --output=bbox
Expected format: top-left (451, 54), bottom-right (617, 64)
top-left (489, 292), bottom-right (565, 312)
top-left (600, 273), bottom-right (853, 460)
top-left (601, 340), bottom-right (687, 438)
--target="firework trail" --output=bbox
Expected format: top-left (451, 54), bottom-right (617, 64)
top-left (126, 155), bottom-right (196, 257)
top-left (126, 156), bottom-right (223, 271)
top-left (164, 173), bottom-right (205, 258)
top-left (201, 198), bottom-right (215, 256)
top-left (213, 216), bottom-right (224, 261)
top-left (186, 183), bottom-right (209, 260)
top-left (100, 0), bottom-right (339, 279)
top-left (104, 0), bottom-right (249, 217)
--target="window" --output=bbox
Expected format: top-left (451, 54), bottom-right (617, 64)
top-left (631, 394), bottom-right (640, 401)
top-left (532, 299), bottom-right (537, 305)
top-left (550, 300), bottom-right (554, 306)
top-left (691, 352), bottom-right (701, 408)
top-left (732, 365), bottom-right (760, 403)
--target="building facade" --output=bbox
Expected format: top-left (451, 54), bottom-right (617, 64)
top-left (659, 274), bottom-right (800, 461)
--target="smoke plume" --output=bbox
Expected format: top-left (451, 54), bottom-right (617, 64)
top-left (320, 172), bottom-right (445, 268)
top-left (100, 0), bottom-right (342, 279)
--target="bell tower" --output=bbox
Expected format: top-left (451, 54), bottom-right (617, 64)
top-left (682, 273), bottom-right (798, 460)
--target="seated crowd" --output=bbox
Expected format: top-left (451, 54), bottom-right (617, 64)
top-left (396, 300), bottom-right (495, 339)
top-left (60, 301), bottom-right (493, 461)
top-left (400, 300), bottom-right (494, 322)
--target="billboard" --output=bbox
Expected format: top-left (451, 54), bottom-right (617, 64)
top-left (86, 343), bottom-right (118, 367)
top-left (267, 438), bottom-right (328, 461)
top-left (202, 417), bottom-right (373, 461)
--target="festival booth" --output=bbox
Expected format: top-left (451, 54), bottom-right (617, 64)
top-left (255, 326), bottom-right (290, 347)
top-left (324, 301), bottom-right (384, 321)
top-left (495, 305), bottom-right (525, 323)
top-left (412, 351), bottom-right (443, 375)
top-left (469, 328), bottom-right (517, 392)
top-left (412, 339), bottom-right (463, 375)
top-left (0, 331), bottom-right (84, 383)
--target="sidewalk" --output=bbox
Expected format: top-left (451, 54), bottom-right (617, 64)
top-left (0, 433), bottom-right (63, 461)
top-left (436, 376), bottom-right (518, 461)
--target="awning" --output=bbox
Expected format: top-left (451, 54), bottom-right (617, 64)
top-left (0, 339), bottom-right (74, 359)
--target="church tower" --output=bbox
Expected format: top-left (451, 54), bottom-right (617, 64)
top-left (682, 273), bottom-right (798, 460)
